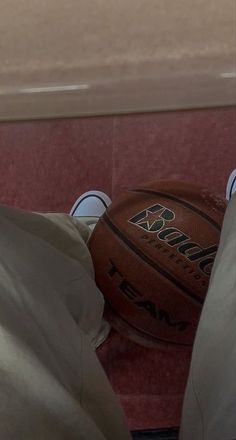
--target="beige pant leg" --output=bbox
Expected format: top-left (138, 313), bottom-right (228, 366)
top-left (0, 205), bottom-right (131, 440)
top-left (180, 194), bottom-right (236, 440)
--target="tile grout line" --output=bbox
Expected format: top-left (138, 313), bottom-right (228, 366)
top-left (111, 117), bottom-right (116, 199)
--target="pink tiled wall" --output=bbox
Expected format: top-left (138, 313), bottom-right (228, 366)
top-left (112, 108), bottom-right (236, 198)
top-left (0, 106), bottom-right (235, 431)
top-left (0, 107), bottom-right (235, 212)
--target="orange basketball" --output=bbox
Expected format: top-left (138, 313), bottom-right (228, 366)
top-left (88, 181), bottom-right (226, 348)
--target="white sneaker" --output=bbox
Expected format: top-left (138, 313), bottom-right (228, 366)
top-left (70, 190), bottom-right (112, 217)
top-left (226, 170), bottom-right (236, 201)
top-left (70, 191), bottom-right (112, 348)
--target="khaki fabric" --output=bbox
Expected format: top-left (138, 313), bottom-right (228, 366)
top-left (180, 194), bottom-right (236, 440)
top-left (0, 205), bottom-right (131, 440)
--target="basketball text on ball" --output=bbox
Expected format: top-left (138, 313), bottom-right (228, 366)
top-left (129, 203), bottom-right (218, 275)
top-left (140, 235), bottom-right (207, 286)
top-left (107, 259), bottom-right (190, 331)
top-left (128, 203), bottom-right (175, 232)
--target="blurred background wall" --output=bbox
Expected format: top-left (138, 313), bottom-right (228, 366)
top-left (0, 0), bottom-right (235, 120)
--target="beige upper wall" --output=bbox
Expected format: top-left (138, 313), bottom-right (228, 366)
top-left (0, 0), bottom-right (235, 120)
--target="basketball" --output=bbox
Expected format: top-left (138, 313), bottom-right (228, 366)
top-left (88, 181), bottom-right (226, 348)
